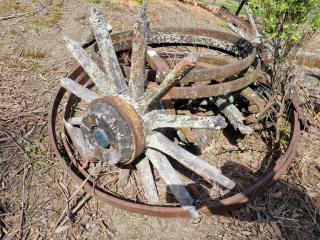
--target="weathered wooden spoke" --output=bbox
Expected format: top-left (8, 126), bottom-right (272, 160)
top-left (60, 78), bottom-right (100, 103)
top-left (146, 149), bottom-right (200, 219)
top-left (129, 6), bottom-right (150, 99)
top-left (136, 157), bottom-right (159, 204)
top-left (89, 8), bottom-right (127, 94)
top-left (143, 54), bottom-right (197, 113)
top-left (143, 112), bottom-right (227, 130)
top-left (63, 37), bottom-right (111, 95)
top-left (147, 132), bottom-right (235, 189)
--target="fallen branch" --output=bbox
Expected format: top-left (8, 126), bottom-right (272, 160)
top-left (0, 8), bottom-right (40, 21)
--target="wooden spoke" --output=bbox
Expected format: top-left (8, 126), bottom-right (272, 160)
top-left (63, 37), bottom-right (111, 95)
top-left (64, 121), bottom-right (93, 160)
top-left (60, 78), bottom-right (100, 103)
top-left (146, 149), bottom-right (200, 219)
top-left (89, 8), bottom-right (128, 94)
top-left (129, 6), bottom-right (150, 99)
top-left (147, 132), bottom-right (236, 189)
top-left (118, 168), bottom-right (131, 188)
top-left (143, 54), bottom-right (197, 113)
top-left (143, 112), bottom-right (227, 130)
top-left (136, 157), bottom-right (159, 204)
top-left (214, 97), bottom-right (253, 135)
top-left (68, 117), bottom-right (83, 126)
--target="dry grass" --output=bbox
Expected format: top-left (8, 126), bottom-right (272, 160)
top-left (0, 0), bottom-right (319, 239)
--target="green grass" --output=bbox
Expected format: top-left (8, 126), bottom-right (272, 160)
top-left (8, 59), bottom-right (42, 71)
top-left (133, 0), bottom-right (145, 4)
top-left (215, 18), bottom-right (229, 28)
top-left (22, 49), bottom-right (46, 59)
top-left (88, 0), bottom-right (107, 3)
top-left (30, 1), bottom-right (62, 28)
top-left (51, 4), bottom-right (62, 25)
top-left (24, 140), bottom-right (54, 171)
top-left (0, 0), bottom-right (23, 14)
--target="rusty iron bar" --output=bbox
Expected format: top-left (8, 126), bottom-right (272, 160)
top-left (235, 0), bottom-right (247, 16)
top-left (48, 63), bottom-right (300, 218)
top-left (178, 0), bottom-right (252, 33)
top-left (168, 70), bottom-right (257, 99)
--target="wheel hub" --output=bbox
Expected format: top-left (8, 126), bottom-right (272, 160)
top-left (81, 96), bottom-right (145, 165)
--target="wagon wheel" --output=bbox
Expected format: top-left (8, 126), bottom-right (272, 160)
top-left (59, 7), bottom-right (239, 219)
top-left (49, 7), bottom-right (301, 219)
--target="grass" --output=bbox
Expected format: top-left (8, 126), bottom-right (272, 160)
top-left (22, 49), bottom-right (46, 59)
top-left (0, 0), bottom-right (23, 14)
top-left (24, 139), bottom-right (54, 171)
top-left (8, 59), bottom-right (42, 71)
top-left (88, 0), bottom-right (107, 3)
top-left (30, 1), bottom-right (62, 28)
top-left (133, 0), bottom-right (145, 4)
top-left (215, 18), bottom-right (229, 28)
top-left (51, 3), bottom-right (62, 25)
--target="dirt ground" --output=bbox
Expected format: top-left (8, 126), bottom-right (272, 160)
top-left (0, 0), bottom-right (320, 239)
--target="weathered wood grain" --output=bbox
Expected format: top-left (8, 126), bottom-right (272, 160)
top-left (129, 6), bottom-right (150, 99)
top-left (146, 149), bottom-right (200, 219)
top-left (143, 112), bottom-right (227, 130)
top-left (89, 8), bottom-right (128, 94)
top-left (63, 37), bottom-right (111, 95)
top-left (147, 132), bottom-right (236, 189)
top-left (143, 54), bottom-right (197, 113)
top-left (60, 78), bottom-right (100, 103)
top-left (136, 157), bottom-right (159, 204)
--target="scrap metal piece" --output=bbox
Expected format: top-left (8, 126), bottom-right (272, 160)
top-left (168, 70), bottom-right (257, 99)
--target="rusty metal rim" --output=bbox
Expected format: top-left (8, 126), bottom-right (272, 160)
top-left (97, 28), bottom-right (257, 83)
top-left (168, 69), bottom-right (257, 99)
top-left (92, 28), bottom-right (258, 99)
top-left (49, 66), bottom-right (301, 218)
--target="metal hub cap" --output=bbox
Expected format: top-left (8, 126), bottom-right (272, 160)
top-left (81, 96), bottom-right (145, 165)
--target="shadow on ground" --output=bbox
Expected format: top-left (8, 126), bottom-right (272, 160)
top-left (166, 161), bottom-right (320, 239)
